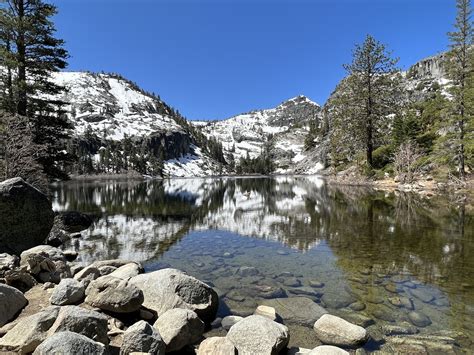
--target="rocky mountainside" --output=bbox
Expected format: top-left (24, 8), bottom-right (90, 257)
top-left (50, 71), bottom-right (223, 177)
top-left (296, 51), bottom-right (451, 174)
top-left (49, 50), bottom-right (450, 178)
top-left (195, 95), bottom-right (323, 174)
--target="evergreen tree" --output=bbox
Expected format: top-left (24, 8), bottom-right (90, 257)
top-left (445, 0), bottom-right (474, 179)
top-left (331, 35), bottom-right (401, 169)
top-left (0, 0), bottom-right (72, 180)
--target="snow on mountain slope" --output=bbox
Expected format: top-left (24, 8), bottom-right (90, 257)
top-left (195, 95), bottom-right (322, 173)
top-left (51, 71), bottom-right (182, 140)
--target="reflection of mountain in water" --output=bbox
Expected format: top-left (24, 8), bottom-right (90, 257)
top-left (53, 177), bottom-right (473, 291)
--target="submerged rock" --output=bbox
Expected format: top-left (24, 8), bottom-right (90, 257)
top-left (227, 315), bottom-right (289, 355)
top-left (0, 178), bottom-right (55, 254)
top-left (408, 311), bottom-right (432, 327)
top-left (130, 268), bottom-right (218, 323)
top-left (261, 297), bottom-right (327, 326)
top-left (221, 315), bottom-right (244, 330)
top-left (54, 211), bottom-right (93, 233)
top-left (321, 292), bottom-right (355, 309)
top-left (154, 308), bottom-right (204, 352)
top-left (33, 331), bottom-right (106, 355)
top-left (313, 314), bottom-right (368, 348)
top-left (409, 288), bottom-right (435, 303)
top-left (0, 284), bottom-right (28, 327)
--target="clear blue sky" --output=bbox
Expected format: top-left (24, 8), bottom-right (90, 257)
top-left (51, 0), bottom-right (455, 120)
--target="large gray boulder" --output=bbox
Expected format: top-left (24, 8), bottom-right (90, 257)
top-left (119, 320), bottom-right (165, 355)
top-left (49, 278), bottom-right (85, 306)
top-left (0, 284), bottom-right (28, 327)
top-left (130, 268), bottom-right (218, 323)
top-left (48, 305), bottom-right (109, 345)
top-left (153, 308), bottom-right (204, 352)
top-left (0, 306), bottom-right (60, 353)
top-left (261, 297), bottom-right (328, 326)
top-left (0, 178), bottom-right (55, 254)
top-left (33, 331), bottom-right (106, 355)
top-left (226, 315), bottom-right (289, 355)
top-left (85, 275), bottom-right (144, 313)
top-left (313, 314), bottom-right (368, 348)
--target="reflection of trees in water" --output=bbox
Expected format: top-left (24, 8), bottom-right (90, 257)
top-left (56, 178), bottom-right (472, 303)
top-left (317, 185), bottom-right (474, 329)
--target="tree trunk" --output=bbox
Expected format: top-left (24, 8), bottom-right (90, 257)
top-left (16, 0), bottom-right (27, 116)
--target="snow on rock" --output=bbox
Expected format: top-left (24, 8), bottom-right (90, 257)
top-left (50, 72), bottom-right (182, 140)
top-left (194, 95), bottom-right (322, 173)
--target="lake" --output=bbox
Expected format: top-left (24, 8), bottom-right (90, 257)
top-left (52, 176), bottom-right (474, 351)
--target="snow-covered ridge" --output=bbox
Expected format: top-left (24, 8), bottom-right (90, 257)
top-left (50, 71), bottom-right (182, 140)
top-left (194, 95), bottom-right (322, 173)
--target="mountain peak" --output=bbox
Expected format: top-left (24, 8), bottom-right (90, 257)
top-left (279, 95), bottom-right (320, 108)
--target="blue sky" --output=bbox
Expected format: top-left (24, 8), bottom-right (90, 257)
top-left (51, 0), bottom-right (455, 120)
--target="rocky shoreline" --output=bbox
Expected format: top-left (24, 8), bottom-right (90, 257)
top-left (0, 243), bottom-right (367, 354)
top-left (0, 177), bottom-right (467, 354)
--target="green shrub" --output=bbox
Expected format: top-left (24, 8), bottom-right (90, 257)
top-left (372, 145), bottom-right (394, 169)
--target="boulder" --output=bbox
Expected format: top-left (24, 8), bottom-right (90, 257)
top-left (49, 278), bottom-right (85, 306)
top-left (221, 315), bottom-right (243, 330)
top-left (119, 320), bottom-right (165, 355)
top-left (197, 337), bottom-right (237, 355)
top-left (0, 178), bottom-right (55, 254)
top-left (313, 314), bottom-right (368, 347)
top-left (85, 275), bottom-right (144, 313)
top-left (73, 265), bottom-right (101, 288)
top-left (33, 331), bottom-right (106, 355)
top-left (254, 305), bottom-right (277, 321)
top-left (109, 263), bottom-right (142, 280)
top-left (153, 308), bottom-right (204, 352)
top-left (0, 284), bottom-right (28, 327)
top-left (20, 252), bottom-right (56, 276)
top-left (227, 315), bottom-right (289, 355)
top-left (20, 245), bottom-right (66, 262)
top-left (0, 306), bottom-right (60, 353)
top-left (308, 345), bottom-right (349, 354)
top-left (0, 253), bottom-right (19, 274)
top-left (48, 305), bottom-right (109, 345)
top-left (261, 297), bottom-right (327, 326)
top-left (130, 268), bottom-right (218, 323)
top-left (4, 268), bottom-right (38, 292)
top-left (54, 211), bottom-right (93, 233)
top-left (408, 311), bottom-right (432, 327)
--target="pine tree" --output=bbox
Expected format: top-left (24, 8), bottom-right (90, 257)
top-left (445, 0), bottom-right (474, 179)
top-left (0, 0), bottom-right (72, 180)
top-left (331, 35), bottom-right (401, 169)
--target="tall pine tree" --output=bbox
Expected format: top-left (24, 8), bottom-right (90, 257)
top-left (445, 0), bottom-right (474, 180)
top-left (330, 35), bottom-right (401, 169)
top-left (0, 0), bottom-right (72, 181)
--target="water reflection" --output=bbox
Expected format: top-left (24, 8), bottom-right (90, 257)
top-left (52, 176), bottom-right (474, 350)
